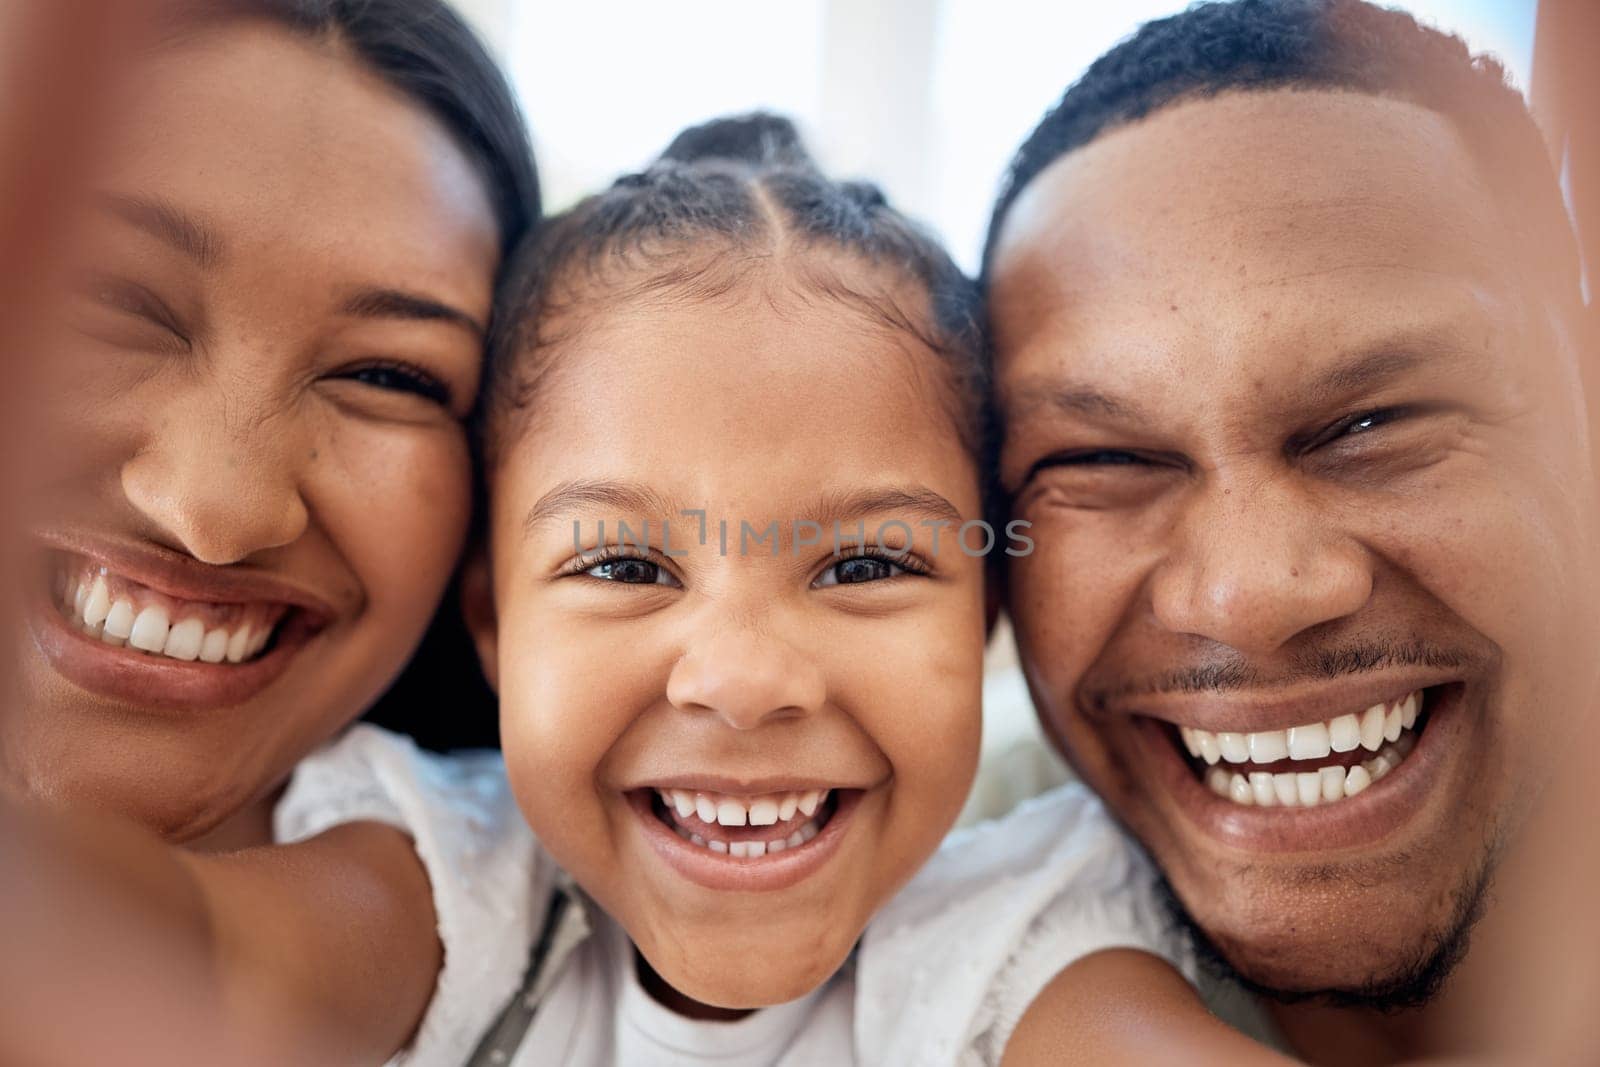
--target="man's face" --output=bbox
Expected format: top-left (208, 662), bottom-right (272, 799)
top-left (989, 90), bottom-right (1599, 996)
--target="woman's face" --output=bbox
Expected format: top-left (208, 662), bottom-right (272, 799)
top-left (7, 24), bottom-right (500, 842)
top-left (474, 273), bottom-right (986, 1010)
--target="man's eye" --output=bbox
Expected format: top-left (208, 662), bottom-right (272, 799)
top-left (815, 555), bottom-right (905, 587)
top-left (1305, 407), bottom-right (1411, 452)
top-left (75, 274), bottom-right (188, 346)
top-left (337, 362), bottom-right (452, 406)
top-left (586, 557), bottom-right (678, 586)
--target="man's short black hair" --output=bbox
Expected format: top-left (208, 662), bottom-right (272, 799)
top-left (981, 0), bottom-right (1581, 310)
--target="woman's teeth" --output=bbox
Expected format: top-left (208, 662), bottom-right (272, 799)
top-left (59, 569), bottom-right (278, 665)
top-left (1182, 690), bottom-right (1424, 808)
top-left (653, 787), bottom-right (832, 858)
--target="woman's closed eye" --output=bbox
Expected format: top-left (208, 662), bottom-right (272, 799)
top-left (72, 272), bottom-right (190, 352)
top-left (330, 360), bottom-right (453, 407)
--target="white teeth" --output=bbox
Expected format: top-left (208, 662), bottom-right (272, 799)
top-left (1217, 732), bottom-right (1249, 763)
top-left (747, 798), bottom-right (779, 826)
top-left (1181, 726), bottom-right (1202, 758)
top-left (1229, 774), bottom-right (1254, 805)
top-left (715, 800), bottom-right (748, 827)
top-left (1383, 703), bottom-right (1403, 743)
top-left (778, 794), bottom-right (799, 821)
top-left (1287, 723), bottom-right (1331, 760)
top-left (1359, 703), bottom-right (1387, 751)
top-left (1328, 713), bottom-right (1361, 753)
top-left (797, 790), bottom-right (822, 817)
top-left (1196, 731), bottom-right (1221, 765)
top-left (82, 577), bottom-right (111, 628)
top-left (695, 794), bottom-right (717, 823)
top-left (672, 790), bottom-right (696, 819)
top-left (767, 837), bottom-right (787, 853)
top-left (61, 570), bottom-right (274, 665)
top-left (1320, 765), bottom-right (1345, 803)
top-left (1248, 730), bottom-right (1289, 764)
top-left (786, 829), bottom-right (805, 848)
top-left (1250, 772), bottom-right (1276, 806)
top-left (128, 604), bottom-right (170, 652)
top-left (199, 628), bottom-right (229, 663)
top-left (708, 839), bottom-right (728, 854)
top-left (162, 617), bottom-right (205, 661)
top-left (1368, 752), bottom-right (1395, 781)
top-left (225, 627), bottom-right (252, 664)
top-left (1296, 772), bottom-right (1322, 807)
top-left (1207, 767), bottom-right (1231, 797)
top-left (1399, 692), bottom-right (1419, 729)
top-left (103, 599), bottom-right (136, 640)
top-left (1344, 764), bottom-right (1373, 796)
top-left (1272, 773), bottom-right (1298, 806)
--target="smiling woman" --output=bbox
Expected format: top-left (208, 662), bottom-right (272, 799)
top-left (12, 0), bottom-right (536, 845)
top-left (0, 1), bottom-right (538, 1061)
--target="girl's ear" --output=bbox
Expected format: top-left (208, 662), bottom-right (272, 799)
top-left (460, 547), bottom-right (500, 692)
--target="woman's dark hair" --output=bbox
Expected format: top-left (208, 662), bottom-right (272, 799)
top-left (981, 0), bottom-right (1581, 311)
top-left (172, 0), bottom-right (540, 257)
top-left (171, 0), bottom-right (539, 750)
top-left (485, 112), bottom-right (989, 480)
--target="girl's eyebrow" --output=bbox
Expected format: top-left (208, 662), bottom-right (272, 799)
top-left (522, 479), bottom-right (683, 538)
top-left (806, 486), bottom-right (964, 528)
top-left (521, 481), bottom-right (965, 538)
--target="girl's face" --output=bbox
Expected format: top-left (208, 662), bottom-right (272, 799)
top-left (9, 25), bottom-right (499, 842)
top-left (473, 272), bottom-right (986, 1010)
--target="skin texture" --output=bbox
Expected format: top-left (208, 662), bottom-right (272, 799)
top-left (468, 260), bottom-right (986, 1012)
top-left (7, 23), bottom-right (499, 845)
top-left (988, 90), bottom-right (1599, 1060)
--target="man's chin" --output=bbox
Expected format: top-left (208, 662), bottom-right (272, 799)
top-left (1158, 860), bottom-right (1495, 1013)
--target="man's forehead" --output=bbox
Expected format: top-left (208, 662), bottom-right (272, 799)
top-left (989, 89), bottom-right (1511, 331)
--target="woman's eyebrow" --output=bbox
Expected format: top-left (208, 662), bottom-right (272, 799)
top-left (340, 288), bottom-right (485, 338)
top-left (98, 192), bottom-right (222, 268)
top-left (805, 486), bottom-right (964, 528)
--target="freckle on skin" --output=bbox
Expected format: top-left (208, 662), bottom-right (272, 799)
top-left (1290, 567), bottom-right (1300, 578)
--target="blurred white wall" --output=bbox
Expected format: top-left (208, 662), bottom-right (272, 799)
top-left (457, 0), bottom-right (1535, 272)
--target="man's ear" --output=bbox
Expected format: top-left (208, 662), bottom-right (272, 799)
top-left (460, 547), bottom-right (499, 693)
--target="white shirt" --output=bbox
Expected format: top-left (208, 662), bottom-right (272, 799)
top-left (276, 725), bottom-right (1191, 1067)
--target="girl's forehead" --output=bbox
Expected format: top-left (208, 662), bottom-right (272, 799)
top-left (494, 289), bottom-right (981, 518)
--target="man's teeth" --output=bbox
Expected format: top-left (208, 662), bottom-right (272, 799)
top-left (1181, 691), bottom-right (1420, 765)
top-left (1182, 690), bottom-right (1424, 808)
top-left (1203, 731), bottom-right (1415, 807)
top-left (61, 572), bottom-right (273, 664)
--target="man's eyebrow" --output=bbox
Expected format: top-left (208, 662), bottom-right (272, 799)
top-left (806, 486), bottom-right (965, 528)
top-left (1305, 347), bottom-right (1439, 401)
top-left (523, 480), bottom-right (683, 537)
top-left (99, 192), bottom-right (222, 268)
top-left (1003, 379), bottom-right (1148, 424)
top-left (340, 288), bottom-right (485, 338)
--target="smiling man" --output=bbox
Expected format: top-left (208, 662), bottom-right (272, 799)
top-left (984, 0), bottom-right (1599, 1059)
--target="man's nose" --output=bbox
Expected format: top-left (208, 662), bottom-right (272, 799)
top-left (665, 619), bottom-right (828, 730)
top-left (120, 385), bottom-right (310, 565)
top-left (1148, 475), bottom-right (1372, 655)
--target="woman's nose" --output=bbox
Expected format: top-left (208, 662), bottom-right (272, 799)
top-left (120, 386), bottom-right (310, 565)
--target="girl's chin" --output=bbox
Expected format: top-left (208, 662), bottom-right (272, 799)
top-left (642, 947), bottom-right (847, 1013)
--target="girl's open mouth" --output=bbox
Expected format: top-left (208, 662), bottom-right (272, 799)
top-left (626, 785), bottom-right (864, 892)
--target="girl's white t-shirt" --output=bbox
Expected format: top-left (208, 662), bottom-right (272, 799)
top-left (275, 725), bottom-right (1191, 1067)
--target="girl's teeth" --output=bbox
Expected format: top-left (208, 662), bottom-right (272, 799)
top-left (655, 786), bottom-right (833, 857)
